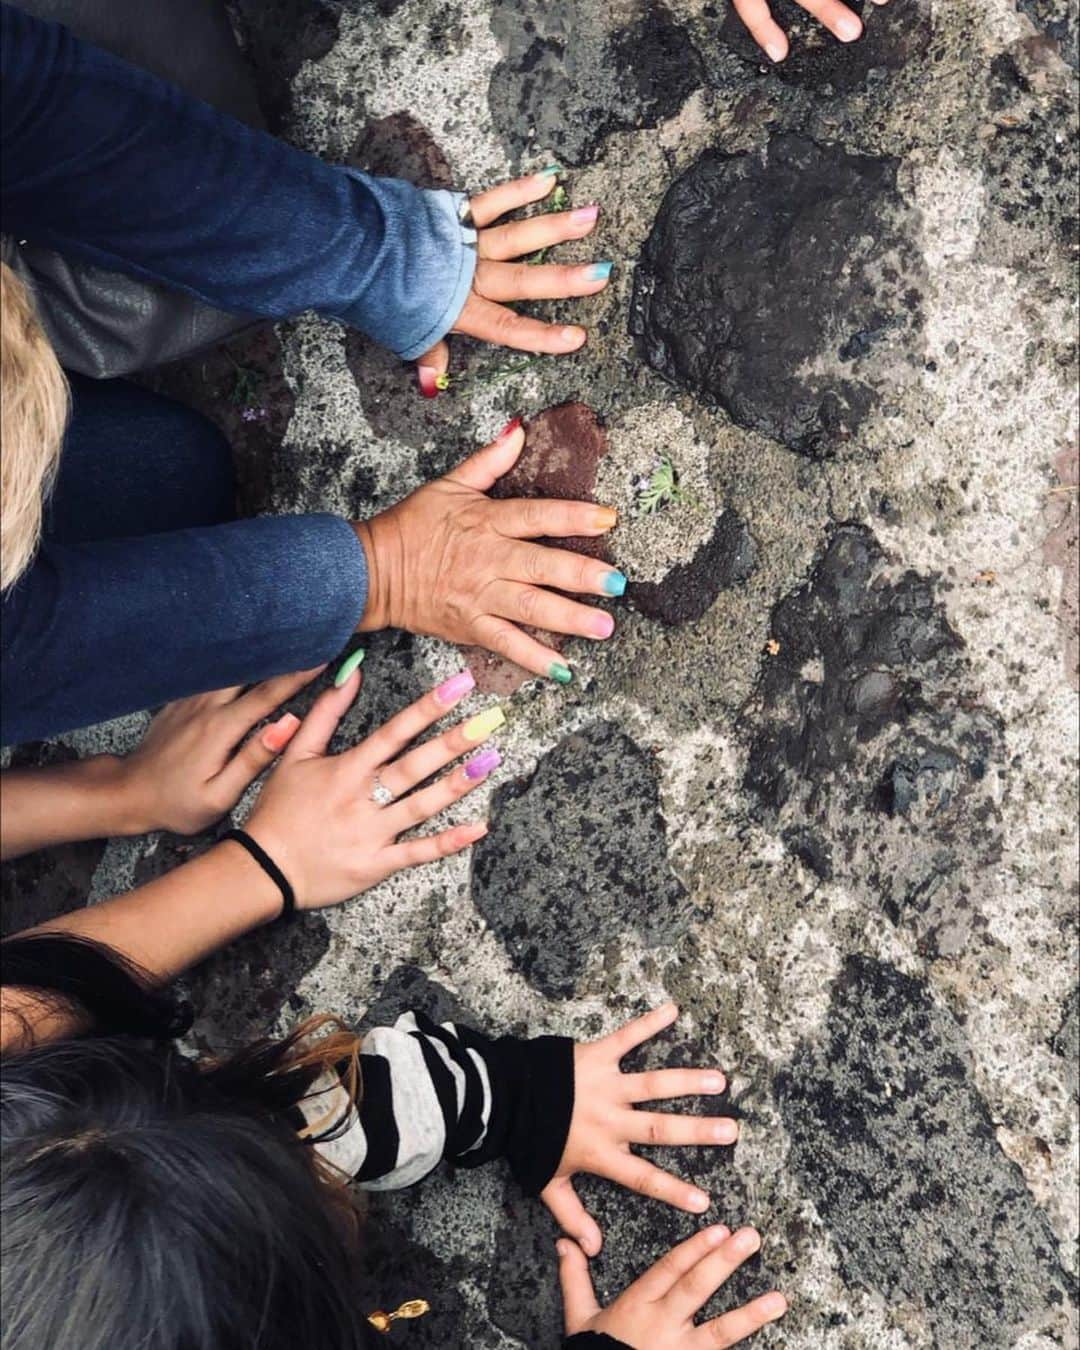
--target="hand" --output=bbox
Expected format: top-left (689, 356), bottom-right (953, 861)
top-left (243, 666), bottom-right (500, 908)
top-left (416, 170), bottom-right (610, 395)
top-left (117, 669), bottom-right (324, 835)
top-left (354, 419), bottom-right (625, 682)
top-left (559, 1226), bottom-right (788, 1348)
top-left (541, 1004), bottom-right (738, 1255)
top-left (732, 0), bottom-right (889, 62)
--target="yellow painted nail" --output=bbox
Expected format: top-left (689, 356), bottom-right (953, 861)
top-left (463, 706), bottom-right (506, 742)
top-left (594, 506), bottom-right (618, 530)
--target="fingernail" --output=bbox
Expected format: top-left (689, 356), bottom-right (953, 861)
top-left (603, 570), bottom-right (627, 597)
top-left (497, 414), bottom-right (523, 440)
top-left (561, 325), bottom-right (586, 349)
top-left (462, 819), bottom-right (489, 842)
top-left (463, 706), bottom-right (506, 742)
top-left (765, 40), bottom-right (786, 62)
top-left (435, 670), bottom-right (476, 706)
top-left (536, 163), bottom-right (562, 178)
top-left (587, 261), bottom-right (613, 282)
top-left (733, 1227), bottom-right (761, 1254)
top-left (417, 365), bottom-right (440, 399)
top-left (592, 611), bottom-right (615, 639)
top-left (707, 1224), bottom-right (731, 1245)
top-left (572, 204), bottom-right (599, 225)
top-left (714, 1120), bottom-right (739, 1144)
top-left (689, 1191), bottom-right (711, 1213)
top-left (465, 748), bottom-right (502, 781)
top-left (549, 662), bottom-right (573, 685)
top-left (594, 506), bottom-right (618, 530)
top-left (334, 649), bottom-right (366, 687)
top-left (760, 1293), bottom-right (788, 1319)
top-left (702, 1073), bottom-right (725, 1092)
top-left (836, 14), bottom-right (862, 39)
top-left (261, 712), bottom-right (300, 753)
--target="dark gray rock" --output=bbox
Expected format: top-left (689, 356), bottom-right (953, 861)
top-left (627, 509), bottom-right (757, 625)
top-left (776, 956), bottom-right (1076, 1347)
top-left (229, 0), bottom-right (344, 133)
top-left (629, 134), bottom-right (925, 456)
top-left (471, 722), bottom-right (693, 998)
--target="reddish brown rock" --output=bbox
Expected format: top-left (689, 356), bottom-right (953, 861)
top-left (346, 111), bottom-right (455, 190)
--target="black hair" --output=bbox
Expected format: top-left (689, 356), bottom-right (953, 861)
top-left (0, 934), bottom-right (377, 1350)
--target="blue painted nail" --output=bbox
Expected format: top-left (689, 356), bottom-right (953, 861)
top-left (589, 261), bottom-right (614, 282)
top-left (537, 163), bottom-right (563, 177)
top-left (603, 570), bottom-right (627, 597)
top-left (334, 648), bottom-right (366, 687)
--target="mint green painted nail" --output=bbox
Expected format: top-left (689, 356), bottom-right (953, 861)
top-left (589, 261), bottom-right (614, 282)
top-left (549, 662), bottom-right (573, 685)
top-left (538, 163), bottom-right (563, 177)
top-left (334, 649), bottom-right (366, 687)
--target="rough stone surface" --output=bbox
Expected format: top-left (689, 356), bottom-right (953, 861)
top-left (9, 2), bottom-right (1079, 1346)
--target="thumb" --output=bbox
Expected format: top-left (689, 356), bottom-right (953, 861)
top-left (556, 1239), bottom-right (601, 1334)
top-left (447, 419), bottom-right (525, 492)
top-left (542, 1177), bottom-right (604, 1257)
top-left (416, 339), bottom-right (450, 399)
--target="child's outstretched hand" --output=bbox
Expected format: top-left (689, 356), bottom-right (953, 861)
top-left (559, 1226), bottom-right (787, 1348)
top-left (541, 1004), bottom-right (738, 1255)
top-left (415, 170), bottom-right (610, 395)
top-left (732, 0), bottom-right (890, 63)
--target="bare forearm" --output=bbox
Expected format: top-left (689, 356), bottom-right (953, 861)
top-left (0, 757), bottom-right (143, 860)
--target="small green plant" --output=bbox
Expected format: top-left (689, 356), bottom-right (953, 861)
top-left (635, 456), bottom-right (691, 516)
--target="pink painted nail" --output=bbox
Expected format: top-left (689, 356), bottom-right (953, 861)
top-left (497, 414), bottom-right (523, 441)
top-left (435, 670), bottom-right (476, 706)
top-left (465, 748), bottom-right (502, 781)
top-left (592, 611), bottom-right (615, 639)
top-left (571, 204), bottom-right (599, 226)
top-left (417, 366), bottom-right (440, 399)
top-left (261, 712), bottom-right (300, 753)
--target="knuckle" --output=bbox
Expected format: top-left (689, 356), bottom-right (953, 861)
top-left (517, 586), bottom-right (541, 623)
top-left (488, 622), bottom-right (518, 660)
top-left (645, 1118), bottom-right (664, 1147)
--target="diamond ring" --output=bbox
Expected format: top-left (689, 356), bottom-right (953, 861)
top-left (370, 774), bottom-right (394, 807)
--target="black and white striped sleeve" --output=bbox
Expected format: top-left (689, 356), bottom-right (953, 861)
top-left (301, 1011), bottom-right (575, 1197)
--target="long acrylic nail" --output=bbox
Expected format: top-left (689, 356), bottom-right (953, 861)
top-left (463, 706), bottom-right (506, 742)
top-left (417, 366), bottom-right (440, 399)
top-left (435, 670), bottom-right (475, 706)
top-left (592, 612), bottom-right (615, 639)
top-left (572, 204), bottom-right (599, 226)
top-left (465, 748), bottom-right (502, 781)
top-left (603, 570), bottom-right (627, 597)
top-left (587, 261), bottom-right (613, 282)
top-left (261, 712), bottom-right (300, 753)
top-left (334, 649), bottom-right (366, 687)
top-left (549, 662), bottom-right (573, 685)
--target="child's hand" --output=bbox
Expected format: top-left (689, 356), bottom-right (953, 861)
top-left (559, 1226), bottom-right (788, 1348)
top-left (732, 0), bottom-right (889, 63)
top-left (415, 170), bottom-right (610, 395)
top-left (541, 1004), bottom-right (738, 1255)
top-left (118, 668), bottom-right (324, 835)
top-left (243, 667), bottom-right (501, 909)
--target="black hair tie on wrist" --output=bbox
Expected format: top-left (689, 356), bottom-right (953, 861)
top-left (222, 828), bottom-right (296, 921)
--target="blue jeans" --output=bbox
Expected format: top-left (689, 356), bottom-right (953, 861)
top-left (1, 377), bottom-right (366, 745)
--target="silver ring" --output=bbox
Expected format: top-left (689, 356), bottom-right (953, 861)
top-left (370, 774), bottom-right (394, 807)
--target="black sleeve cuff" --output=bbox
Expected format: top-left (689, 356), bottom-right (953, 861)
top-left (562, 1334), bottom-right (630, 1348)
top-left (502, 1033), bottom-right (575, 1195)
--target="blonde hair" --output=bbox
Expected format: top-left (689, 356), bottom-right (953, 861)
top-left (1, 261), bottom-right (69, 589)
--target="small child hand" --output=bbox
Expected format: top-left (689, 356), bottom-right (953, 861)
top-left (541, 1003), bottom-right (738, 1255)
top-left (732, 0), bottom-right (889, 64)
top-left (558, 1227), bottom-right (787, 1348)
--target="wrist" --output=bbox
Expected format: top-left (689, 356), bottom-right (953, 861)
top-left (210, 838), bottom-right (290, 928)
top-left (89, 755), bottom-right (158, 837)
top-left (353, 512), bottom-right (401, 633)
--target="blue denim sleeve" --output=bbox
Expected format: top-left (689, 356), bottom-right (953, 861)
top-left (0, 4), bottom-right (476, 360)
top-left (0, 514), bottom-right (367, 745)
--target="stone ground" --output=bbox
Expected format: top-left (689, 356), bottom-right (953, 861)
top-left (4, 1), bottom-right (1079, 1346)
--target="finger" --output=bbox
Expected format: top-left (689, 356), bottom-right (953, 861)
top-left (446, 421), bottom-right (526, 492)
top-left (381, 818), bottom-right (488, 871)
top-left (283, 673), bottom-right (362, 761)
top-left (469, 169), bottom-right (561, 228)
top-left (416, 339), bottom-right (450, 399)
top-left (454, 293), bottom-right (586, 355)
top-left (478, 204), bottom-right (599, 261)
top-left (668, 1228), bottom-right (762, 1322)
top-left (542, 1178), bottom-right (604, 1257)
top-left (633, 1226), bottom-right (733, 1303)
top-left (796, 0), bottom-right (863, 41)
top-left (471, 613), bottom-right (572, 684)
top-left (492, 498), bottom-right (619, 542)
top-left (220, 667), bottom-right (325, 740)
top-left (603, 1001), bottom-right (680, 1059)
top-left (556, 1240), bottom-right (601, 1335)
top-left (489, 582), bottom-right (616, 644)
top-left (733, 0), bottom-right (789, 61)
top-left (475, 258), bottom-right (613, 304)
top-left (378, 705), bottom-right (503, 799)
top-left (359, 678), bottom-right (500, 771)
top-left (694, 1292), bottom-right (788, 1348)
top-left (211, 714), bottom-right (301, 803)
top-left (606, 1154), bottom-right (712, 1215)
top-left (384, 752), bottom-right (500, 833)
top-left (623, 1068), bottom-right (728, 1105)
top-left (625, 1111), bottom-right (739, 1149)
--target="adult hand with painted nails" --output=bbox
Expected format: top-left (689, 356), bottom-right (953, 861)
top-left (0, 668), bottom-right (323, 861)
top-left (355, 419), bottom-right (626, 684)
top-left (731, 0), bottom-right (889, 62)
top-left (416, 169), bottom-right (610, 396)
top-left (542, 1004), bottom-right (738, 1255)
top-left (559, 1225), bottom-right (788, 1348)
top-left (244, 664), bottom-right (501, 909)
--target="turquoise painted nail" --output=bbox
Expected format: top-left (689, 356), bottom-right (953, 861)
top-left (589, 261), bottom-right (614, 282)
top-left (537, 163), bottom-right (562, 177)
top-left (549, 662), bottom-right (573, 685)
top-left (334, 649), bottom-right (366, 687)
top-left (603, 570), bottom-right (627, 597)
